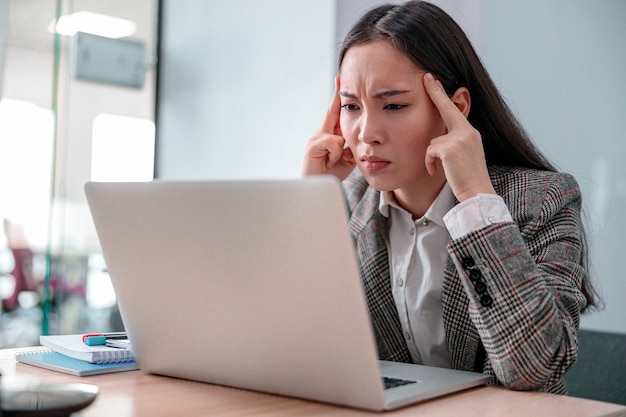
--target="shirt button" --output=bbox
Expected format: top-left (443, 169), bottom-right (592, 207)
top-left (405, 332), bottom-right (411, 340)
top-left (409, 228), bottom-right (415, 236)
top-left (488, 216), bottom-right (496, 223)
top-left (422, 220), bottom-right (430, 227)
top-left (396, 279), bottom-right (404, 287)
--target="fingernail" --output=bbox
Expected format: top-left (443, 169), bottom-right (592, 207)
top-left (425, 73), bottom-right (435, 83)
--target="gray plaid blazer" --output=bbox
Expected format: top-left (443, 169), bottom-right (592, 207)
top-left (342, 165), bottom-right (586, 394)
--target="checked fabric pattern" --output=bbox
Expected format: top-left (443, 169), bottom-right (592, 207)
top-left (342, 165), bottom-right (586, 394)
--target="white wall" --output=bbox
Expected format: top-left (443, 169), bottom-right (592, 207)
top-left (2, 47), bottom-right (54, 107)
top-left (157, 0), bottom-right (624, 334)
top-left (157, 0), bottom-right (335, 180)
top-left (0, 0), bottom-right (6, 96)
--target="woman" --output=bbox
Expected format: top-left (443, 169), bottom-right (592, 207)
top-left (302, 1), bottom-right (598, 394)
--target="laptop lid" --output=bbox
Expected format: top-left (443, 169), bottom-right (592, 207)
top-left (85, 177), bottom-right (487, 411)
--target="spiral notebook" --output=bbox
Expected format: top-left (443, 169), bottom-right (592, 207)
top-left (39, 334), bottom-right (135, 364)
top-left (15, 350), bottom-right (138, 377)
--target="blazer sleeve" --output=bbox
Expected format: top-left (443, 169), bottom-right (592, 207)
top-left (446, 169), bottom-right (587, 391)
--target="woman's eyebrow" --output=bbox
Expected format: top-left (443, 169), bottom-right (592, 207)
top-left (338, 90), bottom-right (411, 99)
top-left (339, 91), bottom-right (357, 99)
top-left (373, 89), bottom-right (410, 99)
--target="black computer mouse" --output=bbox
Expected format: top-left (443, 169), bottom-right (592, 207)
top-left (1, 382), bottom-right (98, 417)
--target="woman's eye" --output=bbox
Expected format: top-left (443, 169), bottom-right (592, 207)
top-left (341, 104), bottom-right (360, 111)
top-left (385, 103), bottom-right (407, 111)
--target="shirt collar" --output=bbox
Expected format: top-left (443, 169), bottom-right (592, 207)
top-left (379, 183), bottom-right (455, 228)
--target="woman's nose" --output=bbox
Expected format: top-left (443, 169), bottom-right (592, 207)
top-left (357, 112), bottom-right (384, 144)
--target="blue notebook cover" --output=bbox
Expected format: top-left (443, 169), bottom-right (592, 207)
top-left (15, 350), bottom-right (139, 376)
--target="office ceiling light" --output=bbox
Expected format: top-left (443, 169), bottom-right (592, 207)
top-left (48, 11), bottom-right (136, 39)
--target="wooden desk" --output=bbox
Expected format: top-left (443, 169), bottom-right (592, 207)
top-left (2, 348), bottom-right (625, 417)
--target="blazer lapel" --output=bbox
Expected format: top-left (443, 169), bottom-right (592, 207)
top-left (349, 188), bottom-right (412, 363)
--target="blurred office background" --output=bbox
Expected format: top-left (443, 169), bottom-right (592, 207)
top-left (0, 0), bottom-right (624, 351)
top-left (0, 0), bottom-right (157, 346)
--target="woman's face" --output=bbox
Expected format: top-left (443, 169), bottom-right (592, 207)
top-left (339, 40), bottom-right (447, 195)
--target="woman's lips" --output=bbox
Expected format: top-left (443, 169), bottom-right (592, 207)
top-left (361, 155), bottom-right (390, 172)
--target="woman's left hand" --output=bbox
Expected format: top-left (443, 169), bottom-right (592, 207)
top-left (423, 73), bottom-right (496, 202)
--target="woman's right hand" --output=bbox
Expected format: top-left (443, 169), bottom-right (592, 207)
top-left (301, 76), bottom-right (356, 179)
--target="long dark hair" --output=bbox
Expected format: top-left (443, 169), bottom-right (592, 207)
top-left (340, 1), bottom-right (553, 171)
top-left (339, 1), bottom-right (600, 312)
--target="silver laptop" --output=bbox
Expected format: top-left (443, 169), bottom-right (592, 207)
top-left (84, 177), bottom-right (488, 411)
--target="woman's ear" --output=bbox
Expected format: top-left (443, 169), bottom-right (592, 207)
top-left (451, 87), bottom-right (471, 118)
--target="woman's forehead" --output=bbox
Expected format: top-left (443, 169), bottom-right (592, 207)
top-left (341, 40), bottom-right (420, 72)
top-left (339, 41), bottom-right (423, 90)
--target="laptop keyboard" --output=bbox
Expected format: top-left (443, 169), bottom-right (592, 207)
top-left (383, 376), bottom-right (417, 389)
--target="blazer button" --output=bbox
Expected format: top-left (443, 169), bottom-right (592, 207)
top-left (480, 294), bottom-right (493, 307)
top-left (474, 281), bottom-right (487, 294)
top-left (462, 257), bottom-right (475, 269)
top-left (469, 269), bottom-right (482, 282)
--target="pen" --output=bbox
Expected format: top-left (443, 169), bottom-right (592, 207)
top-left (83, 332), bottom-right (128, 346)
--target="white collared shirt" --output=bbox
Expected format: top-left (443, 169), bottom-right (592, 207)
top-left (379, 184), bottom-right (512, 367)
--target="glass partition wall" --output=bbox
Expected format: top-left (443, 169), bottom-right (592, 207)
top-left (0, 0), bottom-right (158, 347)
